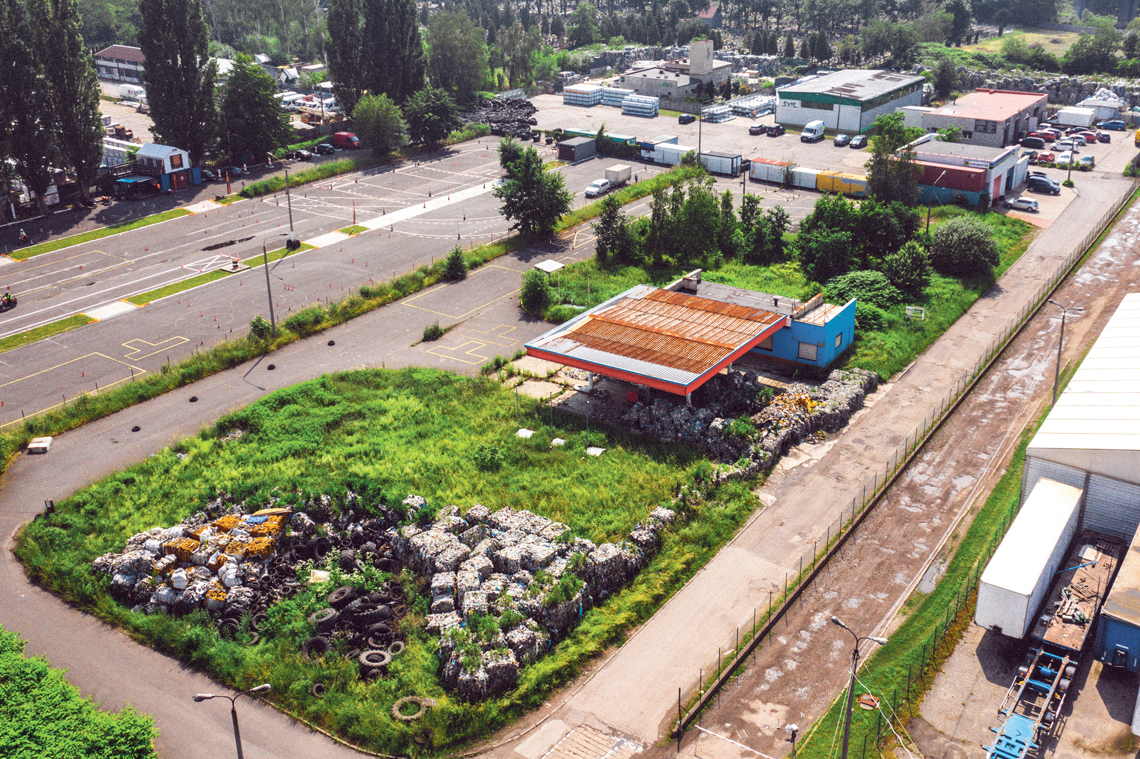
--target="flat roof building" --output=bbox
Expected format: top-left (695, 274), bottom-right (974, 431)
top-left (920, 89), bottom-right (1048, 148)
top-left (776, 69), bottom-right (924, 134)
top-left (912, 137), bottom-right (1024, 206)
top-left (620, 39), bottom-right (731, 99)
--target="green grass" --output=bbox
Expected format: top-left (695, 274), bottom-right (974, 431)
top-left (0, 314), bottom-right (96, 354)
top-left (0, 625), bottom-right (157, 758)
top-left (126, 270), bottom-right (230, 306)
top-left (338, 225), bottom-right (368, 236)
top-left (239, 157), bottom-right (382, 199)
top-left (15, 368), bottom-right (758, 754)
top-left (9, 209), bottom-right (192, 261)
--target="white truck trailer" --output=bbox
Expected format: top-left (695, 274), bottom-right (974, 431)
top-left (605, 164), bottom-right (632, 187)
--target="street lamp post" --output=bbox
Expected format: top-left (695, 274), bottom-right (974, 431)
top-left (926, 169), bottom-right (949, 234)
top-left (262, 233), bottom-right (287, 338)
top-left (192, 683), bottom-right (271, 759)
top-left (831, 616), bottom-right (888, 759)
top-left (1046, 298), bottom-right (1084, 405)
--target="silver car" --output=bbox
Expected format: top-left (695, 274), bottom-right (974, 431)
top-left (1005, 196), bottom-right (1039, 212)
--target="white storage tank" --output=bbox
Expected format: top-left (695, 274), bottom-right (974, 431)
top-left (976, 478), bottom-right (1083, 639)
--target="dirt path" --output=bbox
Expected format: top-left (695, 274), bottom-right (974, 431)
top-left (660, 192), bottom-right (1140, 759)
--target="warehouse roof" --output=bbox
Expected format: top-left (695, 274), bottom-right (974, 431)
top-left (778, 69), bottom-right (923, 100)
top-left (1027, 292), bottom-right (1140, 486)
top-left (932, 89), bottom-right (1046, 121)
top-left (1104, 526), bottom-right (1140, 628)
top-left (94, 45), bottom-right (145, 63)
top-left (525, 284), bottom-right (787, 396)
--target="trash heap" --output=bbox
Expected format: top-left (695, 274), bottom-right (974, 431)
top-left (91, 494), bottom-right (413, 679)
top-left (388, 496), bottom-right (675, 702)
top-left (624, 368), bottom-right (879, 467)
top-left (462, 98), bottom-right (539, 140)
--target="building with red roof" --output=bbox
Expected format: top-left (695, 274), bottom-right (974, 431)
top-left (922, 89), bottom-right (1048, 148)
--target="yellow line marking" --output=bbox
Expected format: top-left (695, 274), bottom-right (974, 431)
top-left (0, 352), bottom-right (148, 429)
top-left (426, 340), bottom-right (496, 364)
top-left (122, 336), bottom-right (190, 360)
top-left (466, 323), bottom-right (519, 347)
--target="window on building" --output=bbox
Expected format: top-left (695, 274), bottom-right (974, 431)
top-left (835, 333), bottom-right (842, 348)
top-left (757, 336), bottom-right (773, 351)
top-left (962, 130), bottom-right (973, 139)
top-left (797, 342), bottom-right (817, 361)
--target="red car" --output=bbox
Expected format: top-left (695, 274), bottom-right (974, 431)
top-left (1037, 151), bottom-right (1056, 163)
top-left (1029, 131), bottom-right (1056, 142)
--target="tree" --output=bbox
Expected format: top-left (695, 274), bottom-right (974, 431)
top-left (593, 194), bottom-right (633, 264)
top-left (1062, 19), bottom-right (1122, 74)
top-left (798, 36), bottom-right (811, 58)
top-left (3, 0), bottom-right (57, 215)
top-left (403, 87), bottom-right (462, 144)
top-left (219, 55), bottom-right (293, 164)
top-left (928, 216), bottom-right (998, 277)
top-left (932, 56), bottom-right (957, 99)
top-left (797, 228), bottom-right (855, 283)
top-left (352, 93), bottom-right (408, 154)
top-left (944, 0), bottom-right (972, 44)
top-left (30, 0), bottom-right (104, 202)
top-left (326, 0), bottom-right (367, 115)
top-left (494, 146), bottom-right (573, 236)
top-left (550, 14), bottom-right (565, 37)
top-left (520, 269), bottom-right (552, 314)
top-left (428, 11), bottom-right (488, 103)
top-left (865, 113), bottom-right (920, 206)
top-left (567, 2), bottom-right (600, 47)
top-left (139, 0), bottom-right (216, 163)
top-left (498, 136), bottom-right (524, 168)
top-left (361, 0), bottom-right (425, 102)
top-left (783, 32), bottom-right (795, 57)
top-left (883, 240), bottom-right (932, 296)
top-left (443, 246), bottom-right (468, 279)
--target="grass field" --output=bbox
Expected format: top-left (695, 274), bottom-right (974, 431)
top-left (15, 367), bottom-right (759, 754)
top-left (10, 209), bottom-right (192, 261)
top-left (0, 314), bottom-right (96, 354)
top-left (963, 29), bottom-right (1080, 56)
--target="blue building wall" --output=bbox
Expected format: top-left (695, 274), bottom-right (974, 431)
top-left (918, 185), bottom-right (983, 207)
top-left (1095, 616), bottom-right (1140, 673)
top-left (750, 299), bottom-right (856, 368)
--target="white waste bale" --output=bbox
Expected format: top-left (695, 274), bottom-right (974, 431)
top-left (171, 569), bottom-right (189, 590)
top-left (143, 539), bottom-right (162, 554)
top-left (218, 563), bottom-right (242, 588)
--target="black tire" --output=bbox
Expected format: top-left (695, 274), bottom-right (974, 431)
top-left (218, 619), bottom-right (240, 639)
top-left (310, 537), bottom-right (332, 561)
top-left (312, 683), bottom-right (327, 698)
top-left (248, 632), bottom-right (260, 645)
top-left (387, 641), bottom-right (406, 656)
top-left (365, 622), bottom-right (392, 637)
top-left (367, 634), bottom-right (390, 650)
top-left (328, 586), bottom-right (358, 610)
top-left (341, 597), bottom-right (367, 615)
top-left (302, 636), bottom-right (331, 658)
top-left (377, 558), bottom-right (400, 573)
top-left (391, 696), bottom-right (427, 722)
top-left (251, 613), bottom-right (268, 631)
top-left (353, 606), bottom-right (388, 627)
top-left (309, 608), bottom-right (338, 632)
top-left (359, 649), bottom-right (392, 670)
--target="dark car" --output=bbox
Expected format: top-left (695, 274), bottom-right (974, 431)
top-left (833, 133), bottom-right (851, 147)
top-left (767, 124), bottom-right (785, 137)
top-left (1097, 131), bottom-right (1111, 143)
top-left (289, 149), bottom-right (313, 160)
top-left (217, 165), bottom-right (246, 177)
top-left (314, 143), bottom-right (336, 155)
top-left (1024, 150), bottom-right (1039, 164)
top-left (1027, 175), bottom-right (1061, 195)
top-left (748, 124), bottom-right (766, 135)
top-left (678, 113), bottom-right (696, 124)
top-left (849, 134), bottom-right (868, 149)
top-left (200, 169), bottom-right (219, 182)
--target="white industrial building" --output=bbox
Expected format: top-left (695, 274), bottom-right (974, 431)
top-left (774, 69), bottom-right (924, 134)
top-left (619, 39), bottom-right (732, 99)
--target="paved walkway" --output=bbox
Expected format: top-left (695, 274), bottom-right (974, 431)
top-left (0, 173), bottom-right (1133, 759)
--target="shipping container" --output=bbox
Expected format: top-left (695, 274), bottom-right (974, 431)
top-left (699, 151), bottom-right (742, 176)
top-left (637, 134), bottom-right (677, 150)
top-left (816, 171), bottom-right (867, 198)
top-left (605, 164), bottom-right (632, 186)
top-left (1055, 107), bottom-right (1096, 128)
top-left (790, 167), bottom-right (819, 190)
top-left (645, 143), bottom-right (695, 166)
top-left (976, 478), bottom-right (1083, 639)
top-left (915, 160), bottom-right (986, 193)
top-left (1096, 524), bottom-right (1140, 672)
top-left (749, 158), bottom-right (794, 184)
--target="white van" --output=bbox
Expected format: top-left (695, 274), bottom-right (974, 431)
top-left (801, 120), bottom-right (826, 143)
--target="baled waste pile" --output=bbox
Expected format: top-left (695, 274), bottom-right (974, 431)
top-left (93, 491), bottom-right (677, 702)
top-left (623, 368), bottom-right (878, 466)
top-left (462, 98), bottom-right (538, 140)
top-left (389, 495), bottom-right (675, 702)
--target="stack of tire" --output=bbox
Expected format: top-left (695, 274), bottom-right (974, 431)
top-left (301, 581), bottom-right (409, 681)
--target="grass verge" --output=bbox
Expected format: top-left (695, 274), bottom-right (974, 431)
top-left (15, 367), bottom-right (757, 754)
top-left (9, 209), bottom-right (192, 261)
top-left (0, 314), bottom-right (96, 354)
top-left (338, 225), bottom-right (368, 236)
top-left (126, 270), bottom-right (229, 306)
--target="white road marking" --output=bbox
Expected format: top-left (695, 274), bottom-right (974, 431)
top-left (84, 301), bottom-right (139, 320)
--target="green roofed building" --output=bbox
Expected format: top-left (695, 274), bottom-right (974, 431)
top-left (775, 69), bottom-right (924, 134)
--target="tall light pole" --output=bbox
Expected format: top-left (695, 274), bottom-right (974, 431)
top-left (262, 233), bottom-right (288, 338)
top-left (284, 168), bottom-right (294, 238)
top-left (1046, 298), bottom-right (1083, 405)
top-left (926, 169), bottom-right (948, 234)
top-left (831, 616), bottom-right (888, 759)
top-left (192, 683), bottom-right (271, 759)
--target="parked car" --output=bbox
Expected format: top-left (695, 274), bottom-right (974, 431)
top-left (1096, 119), bottom-right (1126, 131)
top-left (749, 124), bottom-right (766, 135)
top-left (1096, 131), bottom-right (1111, 143)
top-left (1020, 136), bottom-right (1046, 150)
top-left (767, 124), bottom-right (786, 136)
top-left (1054, 139), bottom-right (1082, 152)
top-left (1080, 154), bottom-right (1096, 168)
top-left (849, 134), bottom-right (868, 148)
top-left (678, 113), bottom-right (696, 124)
top-left (1056, 151), bottom-right (1075, 166)
top-left (200, 169), bottom-right (219, 182)
top-left (1039, 129), bottom-right (1061, 141)
top-left (833, 133), bottom-right (851, 147)
top-left (1005, 196), bottom-right (1039, 212)
top-left (314, 143), bottom-right (336, 155)
top-left (1077, 132), bottom-right (1098, 144)
top-left (585, 179), bottom-right (611, 198)
top-left (1024, 150), bottom-right (1039, 164)
top-left (1028, 170), bottom-right (1049, 179)
top-left (1027, 175), bottom-right (1061, 195)
top-left (289, 149), bottom-right (313, 160)
top-left (1037, 151), bottom-right (1056, 163)
top-left (217, 165), bottom-right (246, 177)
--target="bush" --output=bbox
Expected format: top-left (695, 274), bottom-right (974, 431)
top-left (823, 270), bottom-right (902, 310)
top-left (855, 302), bottom-right (891, 331)
top-left (928, 215), bottom-right (999, 277)
top-left (249, 315), bottom-right (272, 340)
top-left (883, 240), bottom-right (932, 297)
top-left (282, 306), bottom-right (325, 336)
top-left (520, 270), bottom-right (552, 315)
top-left (443, 246), bottom-right (468, 280)
top-left (423, 322), bottom-right (445, 341)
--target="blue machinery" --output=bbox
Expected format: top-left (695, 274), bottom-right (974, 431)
top-left (984, 647), bottom-right (1077, 759)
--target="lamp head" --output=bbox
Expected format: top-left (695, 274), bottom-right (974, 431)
top-left (869, 636), bottom-right (889, 646)
top-left (192, 694), bottom-right (215, 702)
top-left (248, 683), bottom-right (272, 694)
top-left (830, 615), bottom-right (849, 631)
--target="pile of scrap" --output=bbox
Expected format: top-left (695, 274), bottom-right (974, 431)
top-left (463, 98), bottom-right (539, 139)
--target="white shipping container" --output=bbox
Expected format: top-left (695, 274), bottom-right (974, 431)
top-left (791, 167), bottom-right (818, 190)
top-left (749, 160), bottom-right (794, 184)
top-left (1055, 107), bottom-right (1096, 128)
top-left (699, 152), bottom-right (741, 176)
top-left (605, 164), bottom-right (632, 186)
top-left (976, 478), bottom-right (1083, 639)
top-left (649, 143), bottom-right (695, 166)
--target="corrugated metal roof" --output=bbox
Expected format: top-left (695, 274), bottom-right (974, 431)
top-left (1028, 293), bottom-right (1140, 485)
top-left (527, 285), bottom-right (785, 392)
top-left (1105, 532), bottom-right (1140, 628)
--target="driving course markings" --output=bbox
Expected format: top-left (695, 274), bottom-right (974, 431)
top-left (0, 352), bottom-right (146, 428)
top-left (403, 265), bottom-right (523, 320)
top-left (0, 314), bottom-right (97, 356)
top-left (122, 336), bottom-right (191, 361)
